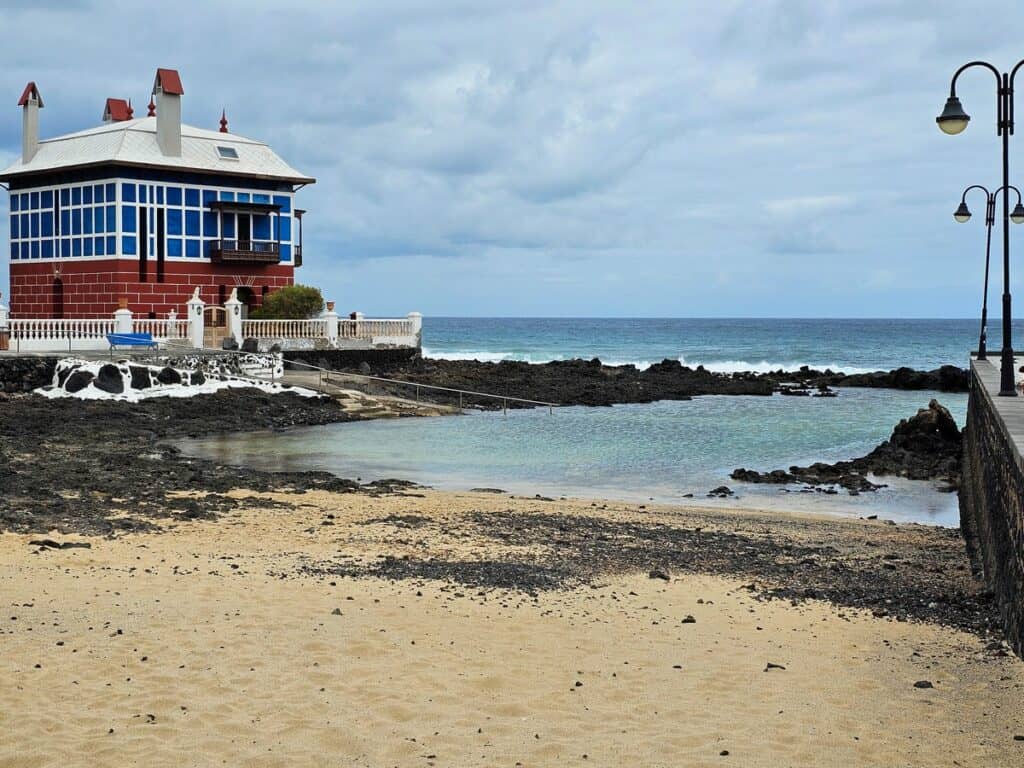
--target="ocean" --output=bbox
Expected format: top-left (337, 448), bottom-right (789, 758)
top-left (179, 318), bottom-right (988, 527)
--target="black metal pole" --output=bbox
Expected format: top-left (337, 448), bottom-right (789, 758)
top-left (980, 193), bottom-right (994, 359)
top-left (1000, 73), bottom-right (1017, 395)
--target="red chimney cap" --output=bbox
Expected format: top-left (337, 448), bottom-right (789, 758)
top-left (219, 109), bottom-right (228, 133)
top-left (103, 98), bottom-right (132, 122)
top-left (147, 96), bottom-right (156, 117)
top-left (152, 68), bottom-right (184, 96)
top-left (17, 81), bottom-right (43, 108)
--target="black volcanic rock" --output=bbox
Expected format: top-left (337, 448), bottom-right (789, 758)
top-left (731, 400), bottom-right (962, 493)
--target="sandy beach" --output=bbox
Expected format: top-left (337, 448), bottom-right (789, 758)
top-left (2, 487), bottom-right (1022, 768)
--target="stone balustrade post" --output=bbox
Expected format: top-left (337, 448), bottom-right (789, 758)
top-left (324, 301), bottom-right (339, 345)
top-left (224, 288), bottom-right (244, 345)
top-left (186, 289), bottom-right (205, 348)
top-left (407, 311), bottom-right (423, 346)
top-left (167, 308), bottom-right (178, 339)
top-left (0, 292), bottom-right (9, 351)
top-left (114, 297), bottom-right (133, 334)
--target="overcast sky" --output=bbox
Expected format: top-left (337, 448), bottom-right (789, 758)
top-left (3, 0), bottom-right (1024, 317)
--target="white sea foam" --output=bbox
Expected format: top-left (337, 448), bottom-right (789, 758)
top-left (422, 348), bottom-right (879, 375)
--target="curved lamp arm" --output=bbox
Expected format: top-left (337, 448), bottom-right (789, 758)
top-left (960, 184), bottom-right (992, 203)
top-left (949, 60), bottom-right (1004, 133)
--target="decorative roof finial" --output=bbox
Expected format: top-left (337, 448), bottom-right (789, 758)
top-left (147, 96), bottom-right (156, 117)
top-left (219, 109), bottom-right (228, 133)
top-left (127, 98), bottom-right (134, 119)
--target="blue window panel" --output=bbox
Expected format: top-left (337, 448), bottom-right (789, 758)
top-left (10, 243), bottom-right (17, 260)
top-left (185, 188), bottom-right (200, 207)
top-left (72, 239), bottom-right (81, 257)
top-left (30, 241), bottom-right (39, 259)
top-left (185, 238), bottom-right (200, 258)
top-left (122, 236), bottom-right (136, 255)
top-left (60, 239), bottom-right (70, 258)
top-left (202, 212), bottom-right (218, 237)
top-left (71, 187), bottom-right (81, 205)
top-left (219, 191), bottom-right (235, 201)
top-left (156, 186), bottom-right (164, 205)
top-left (106, 205), bottom-right (115, 232)
top-left (185, 210), bottom-right (200, 236)
top-left (83, 238), bottom-right (93, 256)
top-left (222, 216), bottom-right (235, 237)
top-left (20, 213), bottom-right (28, 234)
top-left (122, 206), bottom-right (136, 233)
top-left (167, 238), bottom-right (182, 257)
top-left (20, 242), bottom-right (29, 259)
top-left (41, 211), bottom-right (53, 237)
top-left (41, 190), bottom-right (53, 208)
top-left (253, 193), bottom-right (270, 204)
top-left (203, 240), bottom-right (212, 258)
top-left (82, 186), bottom-right (92, 205)
top-left (96, 185), bottom-right (106, 203)
top-left (121, 183), bottom-right (135, 203)
top-left (42, 240), bottom-right (53, 259)
top-left (280, 244), bottom-right (291, 262)
top-left (237, 192), bottom-right (250, 203)
top-left (9, 194), bottom-right (17, 212)
top-left (273, 195), bottom-right (291, 213)
top-left (167, 186), bottom-right (182, 206)
top-left (60, 188), bottom-right (70, 206)
top-left (94, 208), bottom-right (104, 233)
top-left (19, 193), bottom-right (28, 210)
top-left (71, 209), bottom-right (81, 234)
top-left (253, 214), bottom-right (270, 240)
top-left (167, 209), bottom-right (182, 235)
top-left (279, 217), bottom-right (291, 241)
top-left (107, 235), bottom-right (116, 254)
top-left (139, 185), bottom-right (147, 203)
top-left (30, 213), bottom-right (39, 238)
top-left (60, 210), bottom-right (70, 234)
top-left (30, 191), bottom-right (39, 209)
top-left (95, 237), bottom-right (105, 256)
top-left (83, 210), bottom-right (93, 235)
top-left (202, 189), bottom-right (217, 206)
top-left (10, 215), bottom-right (18, 238)
top-left (106, 183), bottom-right (115, 201)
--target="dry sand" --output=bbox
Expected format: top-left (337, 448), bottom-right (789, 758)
top-left (1, 489), bottom-right (1022, 767)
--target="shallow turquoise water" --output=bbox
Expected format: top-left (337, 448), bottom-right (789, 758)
top-left (182, 388), bottom-right (968, 527)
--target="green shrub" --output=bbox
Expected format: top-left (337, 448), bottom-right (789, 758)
top-left (251, 284), bottom-right (324, 319)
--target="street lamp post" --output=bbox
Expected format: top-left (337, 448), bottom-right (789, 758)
top-left (953, 185), bottom-right (1024, 360)
top-left (937, 59), bottom-right (1024, 395)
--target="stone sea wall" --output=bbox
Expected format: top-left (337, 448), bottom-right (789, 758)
top-left (0, 356), bottom-right (58, 392)
top-left (959, 364), bottom-right (1024, 656)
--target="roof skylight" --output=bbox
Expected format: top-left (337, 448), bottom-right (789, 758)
top-left (216, 146), bottom-right (239, 160)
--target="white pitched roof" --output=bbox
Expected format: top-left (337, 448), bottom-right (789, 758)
top-left (0, 117), bottom-right (314, 184)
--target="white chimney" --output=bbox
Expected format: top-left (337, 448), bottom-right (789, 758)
top-left (152, 68), bottom-right (183, 157)
top-left (18, 82), bottom-right (43, 163)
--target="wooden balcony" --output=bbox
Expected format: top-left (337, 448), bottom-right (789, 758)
top-left (209, 239), bottom-right (281, 265)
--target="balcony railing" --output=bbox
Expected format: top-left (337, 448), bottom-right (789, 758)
top-left (209, 239), bottom-right (281, 264)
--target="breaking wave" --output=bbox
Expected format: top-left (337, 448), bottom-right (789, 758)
top-left (422, 348), bottom-right (879, 375)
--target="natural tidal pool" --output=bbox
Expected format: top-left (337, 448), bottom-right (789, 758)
top-left (180, 389), bottom-right (968, 527)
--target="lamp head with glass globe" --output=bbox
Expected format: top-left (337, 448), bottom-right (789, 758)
top-left (954, 201), bottom-right (972, 222)
top-left (936, 96), bottom-right (971, 135)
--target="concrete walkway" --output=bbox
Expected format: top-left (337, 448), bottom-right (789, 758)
top-left (971, 356), bottom-right (1024, 467)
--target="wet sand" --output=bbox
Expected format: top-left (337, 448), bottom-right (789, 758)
top-left (2, 489), bottom-right (1021, 767)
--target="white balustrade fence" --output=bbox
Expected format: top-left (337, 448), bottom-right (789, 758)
top-left (0, 300), bottom-right (422, 353)
top-left (242, 318), bottom-right (328, 340)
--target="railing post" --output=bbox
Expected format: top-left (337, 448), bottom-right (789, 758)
top-left (186, 289), bottom-right (205, 349)
top-left (407, 311), bottom-right (423, 347)
top-left (167, 308), bottom-right (178, 340)
top-left (225, 287), bottom-right (244, 345)
top-left (324, 301), bottom-right (339, 345)
top-left (0, 293), bottom-right (9, 352)
top-left (114, 297), bottom-right (133, 334)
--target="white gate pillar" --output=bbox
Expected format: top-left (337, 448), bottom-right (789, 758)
top-left (224, 287), bottom-right (244, 345)
top-left (407, 311), bottom-right (423, 346)
top-left (0, 292), bottom-right (9, 351)
top-left (114, 298), bottom-right (133, 334)
top-left (186, 288), bottom-right (205, 348)
top-left (324, 301), bottom-right (339, 345)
